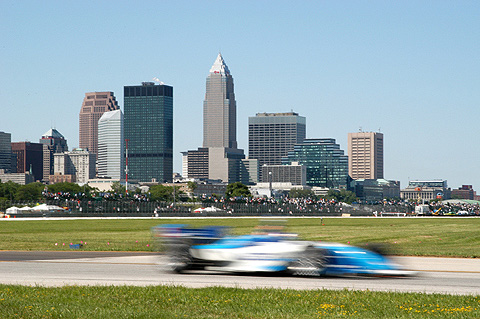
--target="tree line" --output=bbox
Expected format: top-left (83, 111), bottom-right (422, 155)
top-left (0, 180), bottom-right (358, 209)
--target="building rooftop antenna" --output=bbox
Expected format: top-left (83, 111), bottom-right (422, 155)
top-left (152, 77), bottom-right (164, 85)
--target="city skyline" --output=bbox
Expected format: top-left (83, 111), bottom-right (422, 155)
top-left (1, 1), bottom-right (479, 190)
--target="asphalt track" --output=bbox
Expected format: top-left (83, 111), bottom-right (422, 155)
top-left (0, 251), bottom-right (479, 295)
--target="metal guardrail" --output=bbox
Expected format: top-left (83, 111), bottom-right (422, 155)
top-left (2, 199), bottom-right (414, 218)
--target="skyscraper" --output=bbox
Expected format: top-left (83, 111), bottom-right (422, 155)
top-left (98, 109), bottom-right (124, 180)
top-left (39, 128), bottom-right (68, 182)
top-left (184, 54), bottom-right (248, 183)
top-left (0, 131), bottom-right (12, 172)
top-left (11, 142), bottom-right (44, 181)
top-left (79, 92), bottom-right (119, 158)
top-left (249, 112), bottom-right (306, 176)
top-left (124, 82), bottom-right (173, 183)
top-left (348, 132), bottom-right (384, 180)
top-left (203, 53), bottom-right (237, 149)
top-left (282, 138), bottom-right (349, 188)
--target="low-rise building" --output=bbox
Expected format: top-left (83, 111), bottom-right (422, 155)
top-left (0, 169), bottom-right (35, 185)
top-left (240, 158), bottom-right (259, 185)
top-left (451, 185), bottom-right (476, 200)
top-left (400, 180), bottom-right (450, 201)
top-left (353, 179), bottom-right (400, 201)
top-left (261, 162), bottom-right (306, 186)
top-left (250, 182), bottom-right (309, 198)
top-left (49, 173), bottom-right (75, 184)
top-left (87, 178), bottom-right (122, 192)
top-left (193, 179), bottom-right (227, 198)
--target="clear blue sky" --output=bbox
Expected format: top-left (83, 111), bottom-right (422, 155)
top-left (1, 1), bottom-right (479, 190)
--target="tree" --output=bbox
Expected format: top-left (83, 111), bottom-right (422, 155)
top-left (325, 189), bottom-right (358, 204)
top-left (47, 182), bottom-right (83, 195)
top-left (110, 181), bottom-right (125, 194)
top-left (149, 185), bottom-right (172, 201)
top-left (289, 188), bottom-right (315, 199)
top-left (187, 181), bottom-right (197, 193)
top-left (225, 182), bottom-right (251, 198)
top-left (186, 181), bottom-right (198, 200)
top-left (149, 185), bottom-right (184, 202)
top-left (15, 182), bottom-right (44, 201)
top-left (0, 181), bottom-right (20, 201)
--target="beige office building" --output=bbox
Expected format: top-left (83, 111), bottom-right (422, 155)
top-left (183, 53), bottom-right (247, 184)
top-left (79, 92), bottom-right (119, 158)
top-left (203, 53), bottom-right (237, 149)
top-left (54, 148), bottom-right (96, 184)
top-left (348, 132), bottom-right (383, 180)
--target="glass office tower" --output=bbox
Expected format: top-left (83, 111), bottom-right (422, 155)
top-left (124, 82), bottom-right (173, 182)
top-left (0, 131), bottom-right (12, 171)
top-left (282, 138), bottom-right (349, 188)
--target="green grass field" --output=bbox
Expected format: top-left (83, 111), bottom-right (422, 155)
top-left (1, 218), bottom-right (479, 317)
top-left (1, 218), bottom-right (479, 257)
top-left (1, 285), bottom-right (478, 318)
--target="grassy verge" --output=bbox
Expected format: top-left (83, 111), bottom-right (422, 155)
top-left (1, 284), bottom-right (478, 318)
top-left (0, 218), bottom-right (479, 257)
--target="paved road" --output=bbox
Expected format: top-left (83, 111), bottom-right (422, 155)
top-left (0, 251), bottom-right (479, 295)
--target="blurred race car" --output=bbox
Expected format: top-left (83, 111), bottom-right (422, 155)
top-left (154, 224), bottom-right (414, 277)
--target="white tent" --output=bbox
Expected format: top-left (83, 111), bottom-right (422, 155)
top-left (6, 206), bottom-right (20, 214)
top-left (32, 204), bottom-right (65, 212)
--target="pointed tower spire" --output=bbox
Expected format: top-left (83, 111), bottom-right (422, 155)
top-left (209, 52), bottom-right (230, 75)
top-left (203, 53), bottom-right (237, 149)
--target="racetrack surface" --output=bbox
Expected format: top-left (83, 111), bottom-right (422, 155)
top-left (0, 251), bottom-right (479, 295)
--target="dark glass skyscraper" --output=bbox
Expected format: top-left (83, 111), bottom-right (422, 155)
top-left (282, 138), bottom-right (349, 188)
top-left (11, 142), bottom-right (44, 181)
top-left (124, 82), bottom-right (173, 182)
top-left (0, 131), bottom-right (12, 172)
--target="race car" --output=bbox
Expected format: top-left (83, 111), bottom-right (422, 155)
top-left (154, 224), bottom-right (414, 277)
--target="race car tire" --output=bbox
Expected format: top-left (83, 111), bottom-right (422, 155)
top-left (167, 240), bottom-right (193, 273)
top-left (289, 246), bottom-right (327, 277)
top-left (364, 243), bottom-right (391, 256)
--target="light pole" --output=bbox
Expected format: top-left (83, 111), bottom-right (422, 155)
top-left (125, 139), bottom-right (129, 196)
top-left (269, 171), bottom-right (272, 198)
